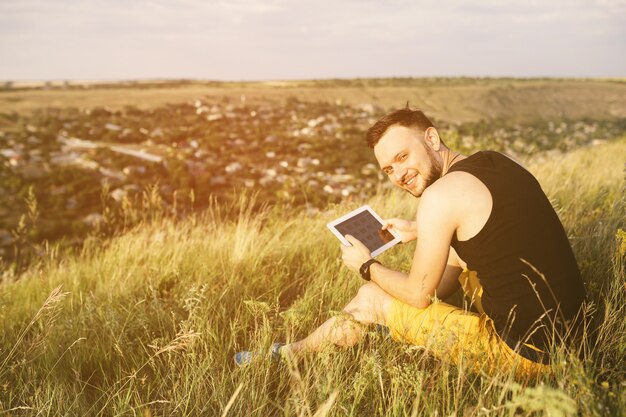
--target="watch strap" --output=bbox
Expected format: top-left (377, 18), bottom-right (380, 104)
top-left (359, 259), bottom-right (381, 281)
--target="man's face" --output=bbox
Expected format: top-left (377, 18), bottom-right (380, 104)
top-left (373, 125), bottom-right (442, 197)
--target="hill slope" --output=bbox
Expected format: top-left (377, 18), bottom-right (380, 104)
top-left (0, 138), bottom-right (624, 415)
top-left (2, 78), bottom-right (625, 124)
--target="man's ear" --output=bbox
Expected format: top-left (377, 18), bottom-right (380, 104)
top-left (424, 127), bottom-right (441, 151)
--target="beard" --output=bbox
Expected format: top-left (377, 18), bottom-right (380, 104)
top-left (423, 146), bottom-right (443, 189)
top-left (404, 147), bottom-right (442, 198)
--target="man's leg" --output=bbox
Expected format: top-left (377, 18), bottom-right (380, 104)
top-left (284, 282), bottom-right (395, 355)
top-left (279, 277), bottom-right (549, 380)
top-left (285, 247), bottom-right (467, 356)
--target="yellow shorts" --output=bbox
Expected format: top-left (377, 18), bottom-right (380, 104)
top-left (386, 270), bottom-right (551, 380)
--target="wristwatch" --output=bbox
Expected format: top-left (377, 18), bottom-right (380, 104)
top-left (359, 259), bottom-right (381, 281)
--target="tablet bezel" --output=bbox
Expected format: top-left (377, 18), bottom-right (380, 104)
top-left (326, 204), bottom-right (401, 258)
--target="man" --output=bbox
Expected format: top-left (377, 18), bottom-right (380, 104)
top-left (236, 108), bottom-right (587, 378)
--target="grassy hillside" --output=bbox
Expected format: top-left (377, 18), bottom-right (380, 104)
top-left (2, 78), bottom-right (625, 124)
top-left (0, 137), bottom-right (624, 415)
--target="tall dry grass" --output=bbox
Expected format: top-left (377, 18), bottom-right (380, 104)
top-left (0, 138), bottom-right (624, 416)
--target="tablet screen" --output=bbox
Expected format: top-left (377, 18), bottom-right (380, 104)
top-left (326, 204), bottom-right (401, 258)
top-left (333, 210), bottom-right (395, 253)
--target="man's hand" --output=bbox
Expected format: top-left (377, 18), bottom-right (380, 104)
top-left (340, 234), bottom-right (372, 272)
top-left (381, 218), bottom-right (417, 243)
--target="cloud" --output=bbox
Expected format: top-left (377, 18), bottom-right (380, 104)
top-left (0, 0), bottom-right (624, 79)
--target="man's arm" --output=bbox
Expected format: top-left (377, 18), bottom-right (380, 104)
top-left (362, 246), bottom-right (462, 302)
top-left (369, 184), bottom-right (459, 308)
top-left (435, 245), bottom-right (465, 300)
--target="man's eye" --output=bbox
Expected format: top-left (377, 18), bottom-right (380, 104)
top-left (399, 154), bottom-right (407, 161)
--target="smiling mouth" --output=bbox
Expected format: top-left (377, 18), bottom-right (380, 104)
top-left (404, 175), bottom-right (416, 186)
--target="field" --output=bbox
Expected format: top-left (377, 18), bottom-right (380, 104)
top-left (3, 78), bottom-right (626, 123)
top-left (0, 79), bottom-right (625, 416)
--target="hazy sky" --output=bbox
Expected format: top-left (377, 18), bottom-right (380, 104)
top-left (1, 0), bottom-right (625, 81)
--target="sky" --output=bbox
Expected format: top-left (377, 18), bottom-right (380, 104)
top-left (0, 0), bottom-right (625, 81)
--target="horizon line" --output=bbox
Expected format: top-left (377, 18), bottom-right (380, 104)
top-left (4, 75), bottom-right (625, 87)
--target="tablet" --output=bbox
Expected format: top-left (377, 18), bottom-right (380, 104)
top-left (327, 205), bottom-right (401, 257)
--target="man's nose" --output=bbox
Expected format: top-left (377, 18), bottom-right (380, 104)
top-left (393, 166), bottom-right (407, 183)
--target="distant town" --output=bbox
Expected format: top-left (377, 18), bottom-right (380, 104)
top-left (1, 93), bottom-right (624, 268)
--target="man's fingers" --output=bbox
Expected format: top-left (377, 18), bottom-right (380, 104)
top-left (345, 234), bottom-right (366, 249)
top-left (381, 219), bottom-right (397, 230)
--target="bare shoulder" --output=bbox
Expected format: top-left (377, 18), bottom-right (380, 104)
top-left (423, 171), bottom-right (489, 204)
top-left (416, 173), bottom-right (468, 220)
top-left (419, 171), bottom-right (492, 232)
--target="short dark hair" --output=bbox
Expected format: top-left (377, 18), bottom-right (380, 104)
top-left (365, 108), bottom-right (435, 148)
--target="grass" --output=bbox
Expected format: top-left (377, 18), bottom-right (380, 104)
top-left (0, 138), bottom-right (624, 416)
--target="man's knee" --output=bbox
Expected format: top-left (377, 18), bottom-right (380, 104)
top-left (357, 281), bottom-right (382, 299)
top-left (344, 282), bottom-right (388, 324)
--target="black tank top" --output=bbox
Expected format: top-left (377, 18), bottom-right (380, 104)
top-left (449, 151), bottom-right (586, 361)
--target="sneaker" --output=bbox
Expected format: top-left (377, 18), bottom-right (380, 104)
top-left (375, 324), bottom-right (390, 337)
top-left (234, 342), bottom-right (285, 367)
